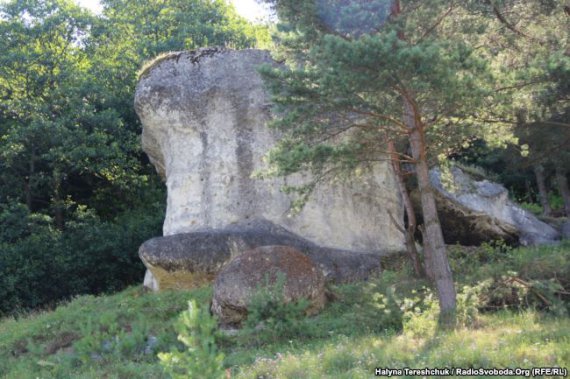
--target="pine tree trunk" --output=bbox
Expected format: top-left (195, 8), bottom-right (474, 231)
top-left (388, 140), bottom-right (424, 277)
top-left (533, 164), bottom-right (552, 217)
top-left (554, 163), bottom-right (570, 217)
top-left (391, 0), bottom-right (455, 326)
top-left (404, 98), bottom-right (456, 327)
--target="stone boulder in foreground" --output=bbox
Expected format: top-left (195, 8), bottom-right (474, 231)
top-left (139, 220), bottom-right (382, 291)
top-left (429, 167), bottom-right (560, 246)
top-left (211, 246), bottom-right (326, 326)
top-left (134, 47), bottom-right (405, 254)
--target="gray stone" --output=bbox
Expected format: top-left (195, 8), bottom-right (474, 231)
top-left (429, 167), bottom-right (560, 246)
top-left (562, 220), bottom-right (570, 240)
top-left (138, 219), bottom-right (382, 291)
top-left (134, 47), bottom-right (405, 254)
top-left (143, 269), bottom-right (158, 291)
top-left (144, 335), bottom-right (158, 355)
top-left (211, 246), bottom-right (326, 326)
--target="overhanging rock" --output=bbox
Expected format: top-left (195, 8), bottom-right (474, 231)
top-left (139, 220), bottom-right (384, 290)
top-left (429, 167), bottom-right (560, 246)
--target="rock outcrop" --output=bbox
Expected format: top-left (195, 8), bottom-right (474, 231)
top-left (134, 48), bottom-right (405, 254)
top-left (211, 246), bottom-right (326, 326)
top-left (428, 167), bottom-right (560, 246)
top-left (139, 220), bottom-right (382, 291)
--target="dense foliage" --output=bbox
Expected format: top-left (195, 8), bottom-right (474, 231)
top-left (0, 0), bottom-right (267, 316)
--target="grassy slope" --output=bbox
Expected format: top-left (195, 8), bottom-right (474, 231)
top-left (1, 244), bottom-right (569, 379)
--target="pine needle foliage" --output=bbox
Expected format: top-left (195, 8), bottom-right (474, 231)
top-left (158, 300), bottom-right (225, 379)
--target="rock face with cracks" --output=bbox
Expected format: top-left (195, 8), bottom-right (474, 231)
top-left (134, 48), bottom-right (405, 254)
top-left (428, 167), bottom-right (560, 246)
top-left (211, 245), bottom-right (326, 326)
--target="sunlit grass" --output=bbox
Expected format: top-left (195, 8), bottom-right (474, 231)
top-left (1, 243), bottom-right (568, 378)
top-left (233, 311), bottom-right (569, 378)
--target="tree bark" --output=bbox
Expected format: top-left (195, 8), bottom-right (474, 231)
top-left (388, 140), bottom-right (424, 277)
top-left (389, 0), bottom-right (455, 326)
top-left (554, 162), bottom-right (570, 217)
top-left (533, 163), bottom-right (552, 217)
top-left (403, 97), bottom-right (456, 328)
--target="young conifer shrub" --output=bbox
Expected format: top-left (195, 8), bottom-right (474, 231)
top-left (158, 300), bottom-right (225, 379)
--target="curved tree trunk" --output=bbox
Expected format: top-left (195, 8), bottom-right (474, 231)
top-left (404, 97), bottom-right (456, 328)
top-left (388, 140), bottom-right (424, 278)
top-left (534, 164), bottom-right (552, 217)
top-left (391, 0), bottom-right (455, 327)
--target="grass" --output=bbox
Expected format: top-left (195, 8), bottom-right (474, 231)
top-left (1, 243), bottom-right (569, 378)
top-left (137, 51), bottom-right (184, 80)
top-left (0, 288), bottom-right (211, 379)
top-left (234, 312), bottom-right (569, 378)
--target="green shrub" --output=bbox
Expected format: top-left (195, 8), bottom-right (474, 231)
top-left (402, 289), bottom-right (439, 337)
top-left (0, 201), bottom-right (163, 316)
top-left (158, 300), bottom-right (225, 379)
top-left (449, 242), bottom-right (570, 315)
top-left (520, 202), bottom-right (543, 215)
top-left (240, 273), bottom-right (311, 345)
top-left (548, 193), bottom-right (564, 211)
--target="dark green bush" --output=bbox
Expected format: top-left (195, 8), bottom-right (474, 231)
top-left (0, 202), bottom-right (164, 316)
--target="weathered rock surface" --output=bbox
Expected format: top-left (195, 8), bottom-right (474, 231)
top-left (139, 220), bottom-right (382, 291)
top-left (211, 246), bottom-right (326, 325)
top-left (134, 47), bottom-right (405, 254)
top-left (428, 167), bottom-right (560, 246)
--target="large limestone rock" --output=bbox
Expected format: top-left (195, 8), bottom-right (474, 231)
top-left (139, 219), bottom-right (383, 290)
top-left (211, 245), bottom-right (326, 326)
top-left (429, 167), bottom-right (560, 246)
top-left (134, 48), bottom-right (405, 254)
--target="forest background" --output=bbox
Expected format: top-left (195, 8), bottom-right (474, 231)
top-left (0, 0), bottom-right (568, 317)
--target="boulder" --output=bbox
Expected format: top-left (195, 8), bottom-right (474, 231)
top-left (134, 47), bottom-right (405, 254)
top-left (139, 219), bottom-right (382, 291)
top-left (427, 167), bottom-right (560, 246)
top-left (211, 246), bottom-right (326, 326)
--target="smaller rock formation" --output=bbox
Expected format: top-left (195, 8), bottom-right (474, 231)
top-left (139, 220), bottom-right (382, 291)
top-left (139, 220), bottom-right (381, 291)
top-left (211, 246), bottom-right (326, 326)
top-left (428, 167), bottom-right (560, 246)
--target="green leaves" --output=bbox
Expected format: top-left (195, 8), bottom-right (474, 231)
top-left (0, 0), bottom-right (268, 224)
top-left (259, 0), bottom-right (568, 194)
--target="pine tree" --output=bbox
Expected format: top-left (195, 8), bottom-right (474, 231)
top-left (258, 0), bottom-right (567, 326)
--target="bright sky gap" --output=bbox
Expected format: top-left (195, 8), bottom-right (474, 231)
top-left (75, 0), bottom-right (271, 23)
